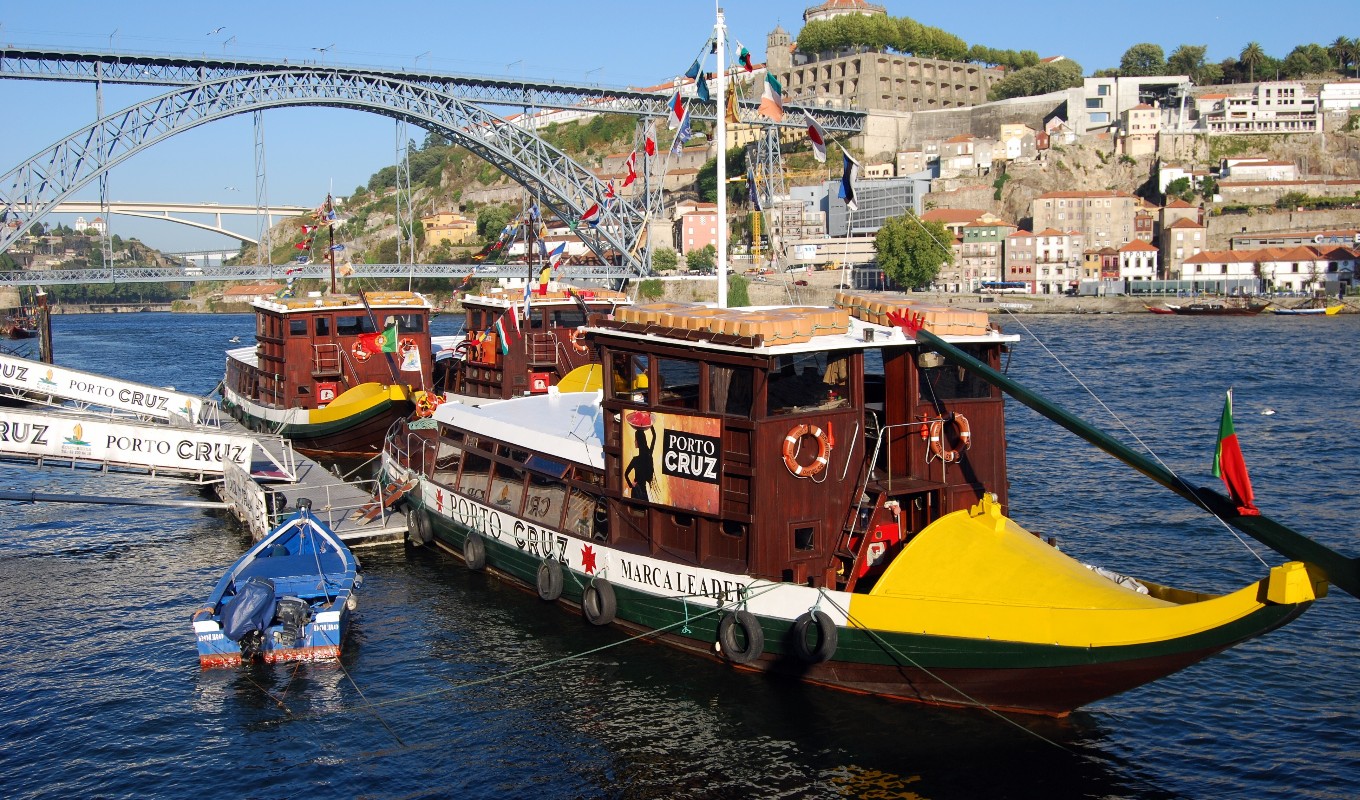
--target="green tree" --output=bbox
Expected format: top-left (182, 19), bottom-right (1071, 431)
top-left (874, 213), bottom-right (952, 289)
top-left (697, 147), bottom-right (746, 204)
top-left (475, 204), bottom-right (514, 242)
top-left (1281, 43), bottom-right (1332, 78)
top-left (1239, 42), bottom-right (1266, 82)
top-left (685, 245), bottom-right (717, 273)
top-left (1329, 36), bottom-right (1358, 77)
top-left (1167, 44), bottom-right (1210, 83)
top-left (1165, 177), bottom-right (1194, 203)
top-left (1198, 176), bottom-right (1219, 199)
top-left (651, 247), bottom-right (678, 273)
top-left (639, 278), bottom-right (665, 300)
top-left (987, 59), bottom-right (1084, 101)
top-left (727, 274), bottom-right (750, 308)
top-left (1120, 43), bottom-right (1167, 76)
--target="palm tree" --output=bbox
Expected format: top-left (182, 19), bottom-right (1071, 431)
top-left (1240, 41), bottom-right (1266, 83)
top-left (1330, 36), bottom-right (1359, 77)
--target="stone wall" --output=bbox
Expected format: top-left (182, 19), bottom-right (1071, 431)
top-left (1206, 207), bottom-right (1360, 249)
top-left (860, 89), bottom-right (1076, 160)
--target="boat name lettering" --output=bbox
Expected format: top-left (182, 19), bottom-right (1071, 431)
top-left (0, 421), bottom-right (49, 446)
top-left (617, 557), bottom-right (747, 603)
top-left (661, 430), bottom-right (720, 484)
top-left (0, 364), bottom-right (29, 382)
top-left (198, 632), bottom-right (224, 642)
top-left (314, 623), bottom-right (339, 632)
top-left (174, 441), bottom-right (248, 464)
top-left (450, 493), bottom-right (502, 539)
top-left (64, 379), bottom-right (173, 410)
top-left (513, 519), bottom-right (567, 562)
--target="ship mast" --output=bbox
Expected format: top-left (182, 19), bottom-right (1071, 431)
top-left (326, 194), bottom-right (337, 295)
top-left (714, 5), bottom-right (728, 308)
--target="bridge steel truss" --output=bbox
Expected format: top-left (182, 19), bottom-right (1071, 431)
top-left (0, 263), bottom-right (660, 287)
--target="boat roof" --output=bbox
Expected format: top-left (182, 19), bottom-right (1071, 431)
top-left (432, 390), bottom-right (605, 467)
top-left (251, 290), bottom-right (432, 314)
top-left (462, 286), bottom-right (632, 310)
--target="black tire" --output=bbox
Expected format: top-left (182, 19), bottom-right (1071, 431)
top-left (463, 531), bottom-right (486, 571)
top-left (406, 509), bottom-right (432, 546)
top-left (582, 580), bottom-right (617, 626)
top-left (717, 609), bottom-right (764, 665)
top-left (536, 559), bottom-right (564, 601)
top-left (791, 610), bottom-right (838, 663)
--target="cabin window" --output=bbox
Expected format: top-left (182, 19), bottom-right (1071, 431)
top-left (457, 449), bottom-right (492, 502)
top-left (336, 315), bottom-right (374, 337)
top-left (656, 357), bottom-right (701, 410)
top-left (917, 345), bottom-right (993, 401)
top-left (523, 472), bottom-right (567, 528)
top-left (722, 520), bottom-right (747, 538)
top-left (709, 365), bottom-right (754, 417)
top-left (551, 309), bottom-right (586, 329)
top-left (489, 460), bottom-right (527, 513)
top-left (563, 488), bottom-right (597, 539)
top-left (314, 317), bottom-right (331, 336)
top-left (388, 313), bottom-right (425, 333)
top-left (289, 319), bottom-right (307, 336)
top-left (766, 352), bottom-right (851, 415)
top-left (793, 525), bottom-right (816, 551)
top-left (296, 385), bottom-right (310, 396)
top-left (434, 437), bottom-right (464, 485)
top-left (610, 352), bottom-right (649, 402)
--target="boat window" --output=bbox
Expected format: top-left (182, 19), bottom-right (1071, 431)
top-left (793, 525), bottom-right (816, 551)
top-left (610, 352), bottom-right (649, 403)
top-left (563, 488), bottom-right (596, 538)
top-left (434, 437), bottom-right (463, 485)
top-left (289, 319), bottom-right (307, 336)
top-left (523, 472), bottom-right (567, 528)
top-left (314, 317), bottom-right (331, 336)
top-left (709, 365), bottom-right (754, 417)
top-left (551, 309), bottom-right (586, 329)
top-left (388, 313), bottom-right (425, 333)
top-left (457, 450), bottom-right (492, 502)
top-left (656, 357), bottom-right (700, 410)
top-left (489, 460), bottom-right (526, 514)
top-left (721, 520), bottom-right (747, 538)
top-left (766, 352), bottom-right (851, 415)
top-left (525, 454), bottom-right (569, 478)
top-left (917, 345), bottom-right (993, 401)
top-left (335, 315), bottom-right (375, 337)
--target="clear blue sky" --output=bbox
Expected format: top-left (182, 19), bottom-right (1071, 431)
top-left (1, 0), bottom-right (1350, 251)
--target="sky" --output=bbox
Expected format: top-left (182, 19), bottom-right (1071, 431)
top-left (1, 0), bottom-right (1352, 252)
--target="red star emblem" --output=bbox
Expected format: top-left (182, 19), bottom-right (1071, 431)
top-left (435, 488), bottom-right (444, 513)
top-left (581, 544), bottom-right (597, 574)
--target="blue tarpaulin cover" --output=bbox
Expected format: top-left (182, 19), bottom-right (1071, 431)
top-left (221, 577), bottom-right (277, 642)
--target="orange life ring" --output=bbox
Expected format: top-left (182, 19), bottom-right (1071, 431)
top-left (782, 423), bottom-right (831, 478)
top-left (570, 327), bottom-right (589, 354)
top-left (415, 392), bottom-right (444, 418)
top-left (399, 337), bottom-right (418, 355)
top-left (927, 413), bottom-right (972, 464)
top-left (351, 341), bottom-right (371, 363)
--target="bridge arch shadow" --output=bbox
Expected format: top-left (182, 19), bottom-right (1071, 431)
top-left (0, 70), bottom-right (649, 273)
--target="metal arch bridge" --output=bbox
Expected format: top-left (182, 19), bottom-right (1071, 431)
top-left (34, 200), bottom-right (311, 244)
top-left (0, 48), bottom-right (867, 273)
top-left (0, 263), bottom-right (638, 287)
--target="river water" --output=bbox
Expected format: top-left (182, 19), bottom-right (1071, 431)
top-left (1, 311), bottom-right (1357, 799)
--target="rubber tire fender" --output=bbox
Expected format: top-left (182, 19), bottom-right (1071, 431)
top-left (582, 580), bottom-right (617, 626)
top-left (791, 610), bottom-right (838, 663)
top-left (717, 609), bottom-right (765, 665)
top-left (463, 531), bottom-right (487, 571)
top-left (536, 558), bottom-right (564, 601)
top-left (406, 508), bottom-right (433, 546)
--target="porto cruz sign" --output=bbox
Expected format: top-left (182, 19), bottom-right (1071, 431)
top-left (620, 410), bottom-right (721, 514)
top-left (0, 353), bottom-right (204, 422)
top-left (0, 408), bottom-right (251, 475)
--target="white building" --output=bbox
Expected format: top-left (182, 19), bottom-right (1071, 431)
top-left (1117, 239), bottom-right (1159, 281)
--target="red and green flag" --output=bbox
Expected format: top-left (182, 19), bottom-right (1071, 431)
top-left (1212, 389), bottom-right (1259, 515)
top-left (359, 320), bottom-right (398, 354)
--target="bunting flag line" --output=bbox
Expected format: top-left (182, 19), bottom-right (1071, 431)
top-left (547, 243), bottom-right (566, 267)
top-left (738, 45), bottom-right (754, 72)
top-left (456, 272), bottom-right (474, 290)
top-left (300, 224), bottom-right (316, 235)
top-left (725, 80), bottom-right (739, 124)
top-left (538, 265), bottom-right (552, 295)
top-left (579, 203), bottom-right (601, 228)
top-left (807, 116), bottom-right (828, 163)
top-left (1213, 389), bottom-right (1260, 515)
top-left (696, 72), bottom-right (710, 103)
top-left (839, 148), bottom-right (860, 212)
top-left (644, 120), bottom-right (657, 156)
top-left (684, 59), bottom-right (701, 80)
top-left (329, 244), bottom-right (346, 252)
top-left (757, 73), bottom-right (784, 122)
top-left (668, 92), bottom-right (685, 130)
top-left (623, 151), bottom-right (638, 187)
top-left (671, 111), bottom-right (693, 154)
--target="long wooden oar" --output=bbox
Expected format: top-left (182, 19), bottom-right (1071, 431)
top-left (915, 327), bottom-right (1360, 601)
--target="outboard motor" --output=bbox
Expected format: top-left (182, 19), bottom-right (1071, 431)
top-left (221, 577), bottom-right (277, 660)
top-left (273, 597), bottom-right (312, 647)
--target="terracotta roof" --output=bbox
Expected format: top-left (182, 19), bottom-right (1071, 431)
top-left (922, 208), bottom-right (987, 224)
top-left (1036, 190), bottom-right (1132, 199)
top-left (1033, 228), bottom-right (1071, 237)
top-left (1119, 239), bottom-right (1159, 252)
top-left (1167, 217), bottom-right (1204, 228)
top-left (1164, 198), bottom-right (1195, 208)
top-left (944, 134), bottom-right (975, 143)
top-left (1198, 93), bottom-right (1229, 100)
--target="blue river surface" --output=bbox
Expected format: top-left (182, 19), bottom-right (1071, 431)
top-left (1, 311), bottom-right (1358, 800)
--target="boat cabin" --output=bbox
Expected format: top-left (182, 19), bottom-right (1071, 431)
top-left (225, 290), bottom-right (433, 411)
top-left (439, 286), bottom-right (631, 400)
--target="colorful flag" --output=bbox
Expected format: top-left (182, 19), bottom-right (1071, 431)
top-left (538, 265), bottom-right (552, 295)
top-left (839, 149), bottom-right (860, 212)
top-left (671, 111), bottom-right (693, 154)
top-left (493, 315), bottom-right (511, 353)
top-left (806, 116), bottom-right (828, 163)
top-left (746, 163), bottom-right (762, 212)
top-left (579, 203), bottom-right (600, 227)
top-left (295, 241), bottom-right (309, 250)
top-left (604, 180), bottom-right (616, 200)
top-left (644, 120), bottom-right (657, 156)
top-left (400, 347), bottom-right (421, 372)
top-left (757, 74), bottom-right (784, 122)
top-left (509, 300), bottom-right (521, 333)
top-left (623, 151), bottom-right (638, 187)
top-left (456, 272), bottom-right (474, 290)
top-left (547, 242), bottom-right (566, 264)
top-left (300, 224), bottom-right (316, 235)
top-left (725, 80), bottom-right (739, 124)
top-left (738, 46), bottom-right (753, 72)
top-left (329, 244), bottom-right (346, 252)
top-left (684, 59), bottom-right (701, 80)
top-left (358, 320), bottom-right (398, 354)
top-left (1212, 389), bottom-right (1259, 515)
top-left (696, 72), bottom-right (710, 102)
top-left (668, 92), bottom-right (685, 130)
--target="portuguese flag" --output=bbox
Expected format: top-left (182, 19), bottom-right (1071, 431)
top-left (359, 321), bottom-right (398, 354)
top-left (1212, 389), bottom-right (1259, 515)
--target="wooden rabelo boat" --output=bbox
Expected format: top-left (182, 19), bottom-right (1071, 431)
top-left (380, 292), bottom-right (1358, 716)
top-left (221, 289), bottom-right (438, 457)
top-left (1167, 301), bottom-right (1269, 316)
top-left (436, 284), bottom-right (631, 401)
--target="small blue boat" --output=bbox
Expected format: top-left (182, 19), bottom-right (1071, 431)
top-left (193, 499), bottom-right (360, 668)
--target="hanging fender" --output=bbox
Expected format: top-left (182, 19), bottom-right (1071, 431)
top-left (782, 423), bottom-right (832, 478)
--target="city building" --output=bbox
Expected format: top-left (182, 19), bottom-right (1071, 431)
top-left (1220, 157), bottom-right (1299, 181)
top-left (1004, 230), bottom-right (1036, 288)
top-left (420, 211), bottom-right (477, 246)
top-left (1079, 75), bottom-right (1188, 132)
top-left (676, 202), bottom-right (719, 256)
top-left (823, 173), bottom-right (929, 237)
top-left (1161, 217), bottom-right (1206, 279)
top-left (1319, 81), bottom-right (1360, 111)
top-left (1203, 81), bottom-right (1321, 134)
top-left (956, 218), bottom-right (1018, 290)
top-left (1117, 238), bottom-right (1160, 282)
top-left (1030, 190), bottom-right (1137, 251)
top-left (1231, 228), bottom-right (1360, 249)
top-left (1031, 228), bottom-right (1084, 294)
top-left (1118, 103), bottom-right (1161, 157)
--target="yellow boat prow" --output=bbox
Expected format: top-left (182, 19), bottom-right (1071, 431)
top-left (308, 382), bottom-right (412, 424)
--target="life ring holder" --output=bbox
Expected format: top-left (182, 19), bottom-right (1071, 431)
top-left (351, 341), bottom-right (371, 363)
top-left (414, 392), bottom-right (444, 418)
top-left (782, 423), bottom-right (832, 479)
top-left (570, 327), bottom-right (589, 355)
top-left (926, 413), bottom-right (972, 464)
